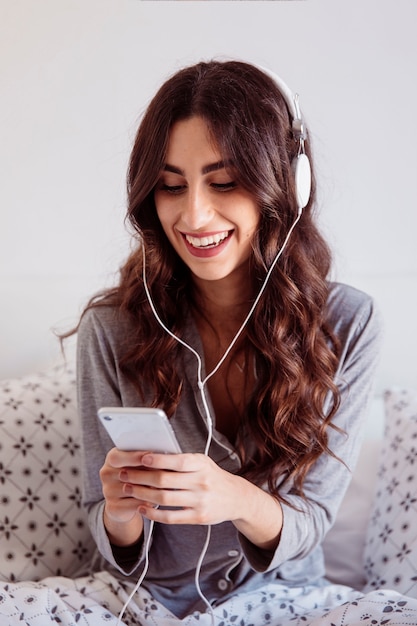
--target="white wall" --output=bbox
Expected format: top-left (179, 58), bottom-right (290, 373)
top-left (1, 0), bottom-right (416, 393)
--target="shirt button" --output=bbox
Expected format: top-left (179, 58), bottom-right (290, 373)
top-left (229, 452), bottom-right (238, 461)
top-left (228, 549), bottom-right (239, 557)
top-left (217, 579), bottom-right (228, 591)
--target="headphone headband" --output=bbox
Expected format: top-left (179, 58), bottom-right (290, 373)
top-left (258, 65), bottom-right (307, 142)
top-left (258, 65), bottom-right (312, 210)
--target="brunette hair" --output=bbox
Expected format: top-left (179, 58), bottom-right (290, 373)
top-left (78, 60), bottom-right (341, 501)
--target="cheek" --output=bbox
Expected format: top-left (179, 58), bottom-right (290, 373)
top-left (155, 197), bottom-right (164, 222)
top-left (242, 205), bottom-right (260, 239)
top-left (155, 205), bottom-right (181, 251)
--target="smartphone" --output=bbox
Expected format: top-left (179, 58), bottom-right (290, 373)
top-left (97, 407), bottom-right (181, 453)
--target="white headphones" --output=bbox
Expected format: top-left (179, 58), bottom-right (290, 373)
top-left (258, 66), bottom-right (312, 211)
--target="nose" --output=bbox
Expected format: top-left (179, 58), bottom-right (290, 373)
top-left (181, 184), bottom-right (214, 231)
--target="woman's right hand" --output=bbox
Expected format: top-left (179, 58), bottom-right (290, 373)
top-left (99, 447), bottom-right (147, 546)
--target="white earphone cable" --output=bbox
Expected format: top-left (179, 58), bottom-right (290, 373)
top-left (116, 519), bottom-right (155, 626)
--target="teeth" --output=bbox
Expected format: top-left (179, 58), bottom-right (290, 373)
top-left (185, 231), bottom-right (229, 248)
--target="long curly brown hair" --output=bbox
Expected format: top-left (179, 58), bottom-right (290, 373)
top-left (78, 60), bottom-right (341, 501)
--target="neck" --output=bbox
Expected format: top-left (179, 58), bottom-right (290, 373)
top-left (192, 270), bottom-right (255, 336)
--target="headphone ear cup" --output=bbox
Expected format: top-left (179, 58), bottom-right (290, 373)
top-left (292, 153), bottom-right (312, 210)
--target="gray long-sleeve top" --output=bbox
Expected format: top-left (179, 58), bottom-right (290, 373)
top-left (77, 282), bottom-right (382, 618)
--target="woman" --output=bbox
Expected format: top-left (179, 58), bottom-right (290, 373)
top-left (2, 60), bottom-right (416, 626)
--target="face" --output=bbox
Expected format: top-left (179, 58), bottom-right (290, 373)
top-left (154, 116), bottom-right (260, 285)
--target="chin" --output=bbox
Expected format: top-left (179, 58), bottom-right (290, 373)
top-left (191, 271), bottom-right (230, 283)
top-left (189, 263), bottom-right (243, 284)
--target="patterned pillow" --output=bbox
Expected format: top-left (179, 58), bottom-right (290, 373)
top-left (363, 388), bottom-right (417, 597)
top-left (0, 364), bottom-right (95, 582)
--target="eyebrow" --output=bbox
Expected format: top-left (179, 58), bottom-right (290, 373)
top-left (162, 160), bottom-right (231, 176)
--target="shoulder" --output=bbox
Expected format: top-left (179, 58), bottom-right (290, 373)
top-left (79, 303), bottom-right (132, 336)
top-left (326, 282), bottom-right (381, 329)
top-left (77, 303), bottom-right (136, 358)
top-left (326, 281), bottom-right (383, 358)
top-left (327, 281), bottom-right (372, 311)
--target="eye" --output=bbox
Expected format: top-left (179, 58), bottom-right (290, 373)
top-left (211, 181), bottom-right (237, 192)
top-left (159, 184), bottom-right (186, 195)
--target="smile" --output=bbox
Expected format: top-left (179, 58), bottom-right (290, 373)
top-left (184, 231), bottom-right (230, 249)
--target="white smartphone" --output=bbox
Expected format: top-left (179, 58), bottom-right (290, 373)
top-left (97, 407), bottom-right (182, 453)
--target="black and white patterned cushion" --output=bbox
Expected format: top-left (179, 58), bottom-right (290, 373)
top-left (363, 388), bottom-right (417, 597)
top-left (0, 364), bottom-right (95, 582)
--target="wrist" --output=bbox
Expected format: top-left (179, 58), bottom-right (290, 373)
top-left (232, 478), bottom-right (283, 551)
top-left (103, 507), bottom-right (144, 547)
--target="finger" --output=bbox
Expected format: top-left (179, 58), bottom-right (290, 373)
top-left (138, 502), bottom-right (211, 526)
top-left (140, 452), bottom-right (204, 472)
top-left (106, 447), bottom-right (149, 469)
top-left (119, 467), bottom-right (194, 491)
top-left (123, 482), bottom-right (192, 509)
top-left (101, 464), bottom-right (147, 504)
top-left (104, 489), bottom-right (146, 523)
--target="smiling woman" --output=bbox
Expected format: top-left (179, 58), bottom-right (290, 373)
top-left (2, 59), bottom-right (417, 626)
